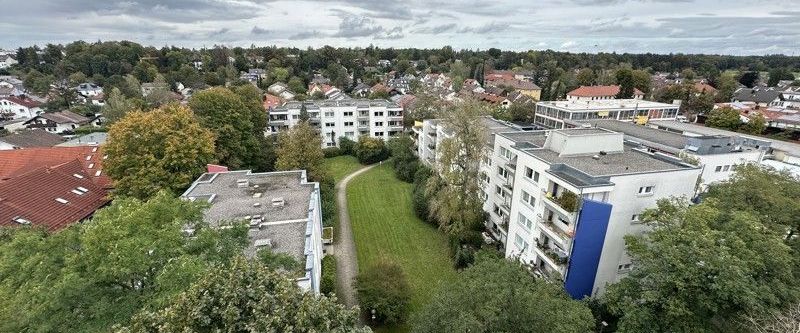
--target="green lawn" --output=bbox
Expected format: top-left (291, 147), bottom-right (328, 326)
top-left (323, 155), bottom-right (363, 184)
top-left (347, 164), bottom-right (457, 333)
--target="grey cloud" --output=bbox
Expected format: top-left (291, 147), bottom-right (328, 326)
top-left (333, 14), bottom-right (384, 38)
top-left (413, 23), bottom-right (458, 34)
top-left (251, 26), bottom-right (272, 35)
top-left (458, 22), bottom-right (511, 34)
top-left (289, 30), bottom-right (325, 40)
top-left (571, 0), bottom-right (691, 4)
top-left (376, 26), bottom-right (404, 39)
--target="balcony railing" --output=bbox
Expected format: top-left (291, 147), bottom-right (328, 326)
top-left (538, 217), bottom-right (574, 244)
top-left (535, 240), bottom-right (569, 266)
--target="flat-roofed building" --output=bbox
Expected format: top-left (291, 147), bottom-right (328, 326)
top-left (269, 99), bottom-right (404, 148)
top-left (182, 169), bottom-right (323, 294)
top-left (534, 99), bottom-right (679, 129)
top-left (582, 119), bottom-right (767, 189)
top-left (493, 128), bottom-right (700, 299)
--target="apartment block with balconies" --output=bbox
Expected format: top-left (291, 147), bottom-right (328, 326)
top-left (268, 99), bottom-right (404, 148)
top-left (497, 128), bottom-right (701, 299)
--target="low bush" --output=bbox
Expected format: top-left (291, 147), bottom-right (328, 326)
top-left (321, 255), bottom-right (337, 296)
top-left (354, 136), bottom-right (389, 164)
top-left (323, 147), bottom-right (342, 158)
top-left (355, 259), bottom-right (411, 325)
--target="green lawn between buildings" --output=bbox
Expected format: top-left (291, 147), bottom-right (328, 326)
top-left (346, 164), bottom-right (458, 333)
top-left (323, 155), bottom-right (363, 184)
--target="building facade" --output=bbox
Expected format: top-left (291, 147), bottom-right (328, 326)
top-left (493, 129), bottom-right (700, 298)
top-left (182, 169), bottom-right (324, 294)
top-left (534, 99), bottom-right (679, 129)
top-left (269, 99), bottom-right (404, 148)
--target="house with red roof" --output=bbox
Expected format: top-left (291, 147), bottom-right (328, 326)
top-left (263, 93), bottom-right (283, 111)
top-left (0, 146), bottom-right (111, 231)
top-left (567, 85), bottom-right (644, 102)
top-left (0, 96), bottom-right (42, 120)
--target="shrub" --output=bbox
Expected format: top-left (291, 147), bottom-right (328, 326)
top-left (354, 136), bottom-right (389, 164)
top-left (321, 255), bottom-right (337, 296)
top-left (256, 248), bottom-right (302, 276)
top-left (338, 136), bottom-right (356, 156)
top-left (355, 259), bottom-right (411, 325)
top-left (555, 191), bottom-right (580, 212)
top-left (323, 147), bottom-right (342, 158)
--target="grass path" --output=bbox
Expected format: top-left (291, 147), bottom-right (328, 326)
top-left (323, 155), bottom-right (363, 184)
top-left (346, 164), bottom-right (457, 332)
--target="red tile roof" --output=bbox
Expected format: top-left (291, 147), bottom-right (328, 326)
top-left (0, 146), bottom-right (109, 187)
top-left (263, 93), bottom-right (283, 110)
top-left (2, 96), bottom-right (41, 108)
top-left (0, 159), bottom-right (110, 231)
top-left (567, 85), bottom-right (644, 97)
top-left (694, 83), bottom-right (718, 94)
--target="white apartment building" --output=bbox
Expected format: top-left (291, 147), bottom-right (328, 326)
top-left (583, 120), bottom-right (767, 189)
top-left (492, 129), bottom-right (700, 299)
top-left (534, 99), bottom-right (679, 129)
top-left (182, 169), bottom-right (324, 294)
top-left (269, 99), bottom-right (404, 148)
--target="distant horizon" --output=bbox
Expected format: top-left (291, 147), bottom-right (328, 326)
top-left (1, 0), bottom-right (798, 56)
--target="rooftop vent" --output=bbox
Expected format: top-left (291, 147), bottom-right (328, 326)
top-left (272, 197), bottom-right (285, 207)
top-left (12, 216), bottom-right (30, 225)
top-left (252, 192), bottom-right (263, 198)
top-left (95, 170), bottom-right (102, 176)
top-left (253, 202), bottom-right (262, 208)
top-left (250, 215), bottom-right (262, 227)
top-left (592, 155), bottom-right (600, 160)
top-left (55, 197), bottom-right (69, 204)
top-left (72, 173), bottom-right (84, 179)
top-left (236, 179), bottom-right (249, 188)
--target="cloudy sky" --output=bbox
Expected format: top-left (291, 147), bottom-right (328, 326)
top-left (1, 0), bottom-right (799, 55)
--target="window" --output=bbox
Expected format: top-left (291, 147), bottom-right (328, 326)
top-left (373, 111), bottom-right (384, 117)
top-left (524, 167), bottom-right (539, 182)
top-left (521, 190), bottom-right (535, 207)
top-left (345, 131), bottom-right (354, 137)
top-left (497, 166), bottom-right (509, 179)
top-left (292, 115), bottom-right (299, 119)
top-left (617, 263), bottom-right (632, 271)
top-left (638, 186), bottom-right (654, 195)
top-left (495, 185), bottom-right (502, 195)
top-left (715, 165), bottom-right (722, 172)
top-left (534, 171), bottom-right (539, 182)
top-left (514, 234), bottom-right (528, 250)
top-left (631, 214), bottom-right (640, 222)
top-left (325, 122), bottom-right (335, 127)
top-left (374, 121), bottom-right (383, 126)
top-left (518, 213), bottom-right (533, 230)
top-left (723, 165), bottom-right (730, 172)
top-left (324, 111), bottom-right (334, 117)
top-left (499, 147), bottom-right (512, 159)
top-left (374, 132), bottom-right (384, 136)
top-left (343, 111), bottom-right (353, 117)
top-left (326, 142), bottom-right (336, 147)
top-left (344, 121), bottom-right (354, 126)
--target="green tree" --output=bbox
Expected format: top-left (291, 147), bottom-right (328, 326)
top-left (714, 73), bottom-right (739, 102)
top-left (275, 121), bottom-right (324, 179)
top-left (102, 87), bottom-right (139, 124)
top-left (426, 99), bottom-right (488, 235)
top-left (120, 257), bottom-right (369, 333)
top-left (189, 87), bottom-right (262, 170)
top-left (387, 135), bottom-right (419, 182)
top-left (411, 252), bottom-right (594, 333)
top-left (605, 198), bottom-right (798, 333)
top-left (705, 106), bottom-right (742, 131)
top-left (632, 69), bottom-right (652, 95)
top-left (576, 68), bottom-right (596, 86)
top-left (0, 193), bottom-right (248, 332)
top-left (739, 71), bottom-right (760, 88)
top-left (767, 67), bottom-right (795, 87)
top-left (355, 136), bottom-right (389, 164)
top-left (356, 259), bottom-right (411, 326)
top-left (681, 68), bottom-right (697, 81)
top-left (740, 114), bottom-right (766, 134)
top-left (508, 101), bottom-right (534, 122)
top-left (288, 76), bottom-right (306, 94)
top-left (339, 136), bottom-right (356, 155)
top-left (105, 104), bottom-right (216, 199)
top-left (615, 68), bottom-right (635, 99)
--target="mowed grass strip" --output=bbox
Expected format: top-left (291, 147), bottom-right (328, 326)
top-left (347, 164), bottom-right (457, 316)
top-left (323, 155), bottom-right (363, 184)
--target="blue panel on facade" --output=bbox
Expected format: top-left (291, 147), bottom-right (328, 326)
top-left (564, 199), bottom-right (612, 299)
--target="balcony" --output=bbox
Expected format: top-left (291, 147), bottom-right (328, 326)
top-left (535, 240), bottom-right (569, 268)
top-left (357, 123), bottom-right (369, 129)
top-left (427, 143), bottom-right (436, 150)
top-left (538, 217), bottom-right (574, 246)
top-left (542, 192), bottom-right (579, 222)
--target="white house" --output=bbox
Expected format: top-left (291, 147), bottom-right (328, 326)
top-left (0, 55), bottom-right (17, 69)
top-left (0, 96), bottom-right (42, 120)
top-left (534, 99), bottom-right (679, 129)
top-left (24, 110), bottom-right (91, 134)
top-left (75, 83), bottom-right (103, 97)
top-left (269, 99), bottom-right (404, 148)
top-left (494, 129), bottom-right (700, 299)
top-left (267, 82), bottom-right (296, 101)
top-left (182, 169), bottom-right (324, 294)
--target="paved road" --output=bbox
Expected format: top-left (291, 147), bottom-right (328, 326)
top-left (329, 164), bottom-right (376, 308)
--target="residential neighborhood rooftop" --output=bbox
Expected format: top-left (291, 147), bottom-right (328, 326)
top-left (0, 129), bottom-right (65, 148)
top-left (537, 99), bottom-right (677, 111)
top-left (182, 170), bottom-right (317, 261)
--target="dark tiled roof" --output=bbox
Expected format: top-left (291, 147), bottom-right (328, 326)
top-left (733, 88), bottom-right (782, 104)
top-left (0, 159), bottom-right (110, 231)
top-left (0, 129), bottom-right (65, 148)
top-left (35, 110), bottom-right (90, 124)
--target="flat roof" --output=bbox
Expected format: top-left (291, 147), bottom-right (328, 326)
top-left (537, 99), bottom-right (678, 111)
top-left (182, 170), bottom-right (317, 261)
top-left (584, 120), bottom-right (688, 149)
top-left (275, 98), bottom-right (400, 111)
top-left (650, 120), bottom-right (800, 157)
